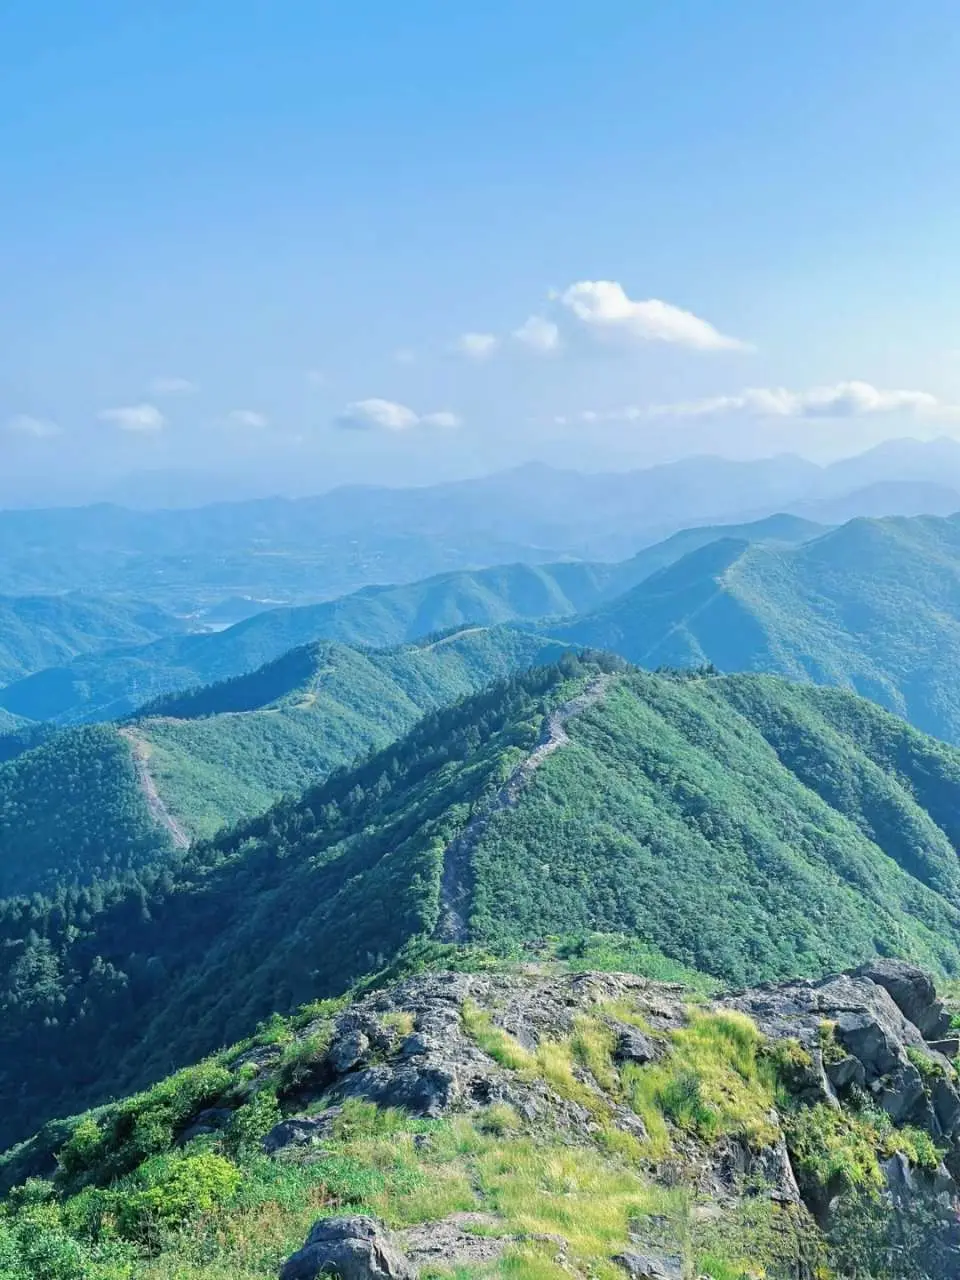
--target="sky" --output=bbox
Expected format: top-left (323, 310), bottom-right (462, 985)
top-left (3, 0), bottom-right (960, 505)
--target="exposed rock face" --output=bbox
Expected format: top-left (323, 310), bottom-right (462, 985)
top-left (855, 957), bottom-right (953, 1041)
top-left (262, 1111), bottom-right (338, 1156)
top-left (399, 1214), bottom-right (513, 1269)
top-left (724, 968), bottom-right (960, 1139)
top-left (280, 1215), bottom-right (417, 1280)
top-left (270, 970), bottom-right (670, 1143)
top-left (612, 1251), bottom-right (683, 1280)
top-left (268, 960), bottom-right (960, 1280)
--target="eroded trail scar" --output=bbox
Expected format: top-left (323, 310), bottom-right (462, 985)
top-left (435, 674), bottom-right (610, 943)
top-left (118, 727), bottom-right (191, 850)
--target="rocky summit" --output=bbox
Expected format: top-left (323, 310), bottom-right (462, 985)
top-left (255, 961), bottom-right (960, 1279)
top-left (11, 955), bottom-right (955, 1279)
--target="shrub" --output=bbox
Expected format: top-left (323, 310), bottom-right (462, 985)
top-left (276, 1027), bottom-right (333, 1092)
top-left (785, 1104), bottom-right (882, 1197)
top-left (477, 1102), bottom-right (522, 1135)
top-left (57, 1117), bottom-right (105, 1182)
top-left (56, 1061), bottom-right (233, 1190)
top-left (763, 1037), bottom-right (813, 1095)
top-left (113, 1151), bottom-right (241, 1242)
top-left (224, 1089), bottom-right (280, 1157)
top-left (817, 1021), bottom-right (847, 1067)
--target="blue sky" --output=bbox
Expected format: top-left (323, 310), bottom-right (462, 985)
top-left (2, 0), bottom-right (960, 502)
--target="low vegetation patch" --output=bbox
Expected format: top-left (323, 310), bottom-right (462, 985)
top-left (622, 1009), bottom-right (779, 1155)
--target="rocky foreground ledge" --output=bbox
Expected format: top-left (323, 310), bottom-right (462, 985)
top-left (194, 958), bottom-right (960, 1279)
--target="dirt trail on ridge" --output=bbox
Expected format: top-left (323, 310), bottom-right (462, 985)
top-left (118, 727), bottom-right (191, 850)
top-left (435, 674), bottom-right (611, 943)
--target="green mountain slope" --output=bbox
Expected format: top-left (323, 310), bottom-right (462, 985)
top-left (0, 514), bottom-right (822, 724)
top-left (0, 592), bottom-right (183, 686)
top-left (0, 628), bottom-right (563, 892)
top-left (0, 724), bottom-right (174, 897)
top-left (550, 513), bottom-right (960, 743)
top-left (134, 628), bottom-right (566, 840)
top-left (6, 655), bottom-right (960, 1148)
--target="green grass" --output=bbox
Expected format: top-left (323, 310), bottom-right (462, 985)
top-left (621, 1009), bottom-right (779, 1157)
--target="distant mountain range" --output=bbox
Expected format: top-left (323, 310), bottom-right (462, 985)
top-left (0, 514), bottom-right (819, 722)
top-left (549, 512), bottom-right (960, 743)
top-left (14, 505), bottom-right (960, 752)
top-left (1, 438), bottom-right (959, 612)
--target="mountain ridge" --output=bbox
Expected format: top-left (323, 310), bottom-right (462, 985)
top-left (7, 654), bottom-right (960, 1149)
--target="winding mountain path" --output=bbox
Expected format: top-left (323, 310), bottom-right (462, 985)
top-left (435, 674), bottom-right (611, 943)
top-left (119, 727), bottom-right (191, 850)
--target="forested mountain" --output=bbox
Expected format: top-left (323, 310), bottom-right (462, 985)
top-left (0, 513), bottom-right (820, 724)
top-left (0, 592), bottom-right (183, 685)
top-left (0, 724), bottom-right (174, 897)
top-left (550, 512), bottom-right (960, 744)
top-left (132, 628), bottom-right (564, 839)
top-left (0, 628), bottom-right (562, 890)
top-left (0, 710), bottom-right (25, 737)
top-left (6, 654), bottom-right (960, 1149)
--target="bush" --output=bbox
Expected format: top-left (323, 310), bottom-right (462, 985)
top-left (56, 1061), bottom-right (233, 1190)
top-left (224, 1089), bottom-right (280, 1156)
top-left (785, 1104), bottom-right (882, 1198)
top-left (113, 1151), bottom-right (241, 1242)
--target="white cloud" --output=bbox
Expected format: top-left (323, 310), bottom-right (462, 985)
top-left (646, 381), bottom-right (956, 420)
top-left (512, 315), bottom-right (560, 353)
top-left (149, 376), bottom-right (197, 396)
top-left (558, 280), bottom-right (750, 352)
top-left (5, 414), bottom-right (61, 438)
top-left (456, 332), bottom-right (499, 360)
top-left (421, 410), bottom-right (461, 429)
top-left (225, 409), bottom-right (269, 429)
top-left (335, 398), bottom-right (461, 432)
top-left (99, 403), bottom-right (165, 432)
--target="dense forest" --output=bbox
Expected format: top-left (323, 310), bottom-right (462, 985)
top-left (0, 724), bottom-right (174, 897)
top-left (5, 654), bottom-right (960, 1151)
top-left (551, 513), bottom-right (960, 743)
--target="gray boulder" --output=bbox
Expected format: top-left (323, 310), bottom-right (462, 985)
top-left (854, 959), bottom-right (952, 1041)
top-left (933, 1078), bottom-right (960, 1138)
top-left (612, 1251), bottom-right (683, 1280)
top-left (262, 1110), bottom-right (341, 1155)
top-left (614, 1026), bottom-right (656, 1066)
top-left (280, 1215), bottom-right (417, 1280)
top-left (824, 1054), bottom-right (865, 1092)
top-left (328, 1030), bottom-right (370, 1075)
top-left (874, 1062), bottom-right (925, 1124)
top-left (177, 1105), bottom-right (234, 1144)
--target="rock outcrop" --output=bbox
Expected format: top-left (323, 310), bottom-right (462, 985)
top-left (261, 961), bottom-right (960, 1279)
top-left (280, 1216), bottom-right (417, 1280)
top-left (725, 966), bottom-right (960, 1141)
